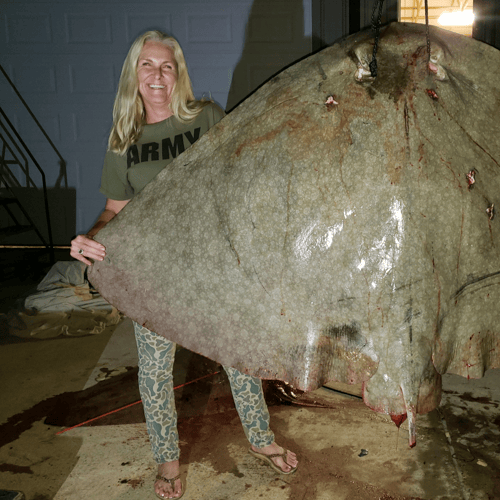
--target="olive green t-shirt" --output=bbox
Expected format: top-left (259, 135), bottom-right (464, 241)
top-left (100, 102), bottom-right (225, 200)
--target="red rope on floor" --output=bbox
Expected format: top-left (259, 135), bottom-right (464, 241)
top-left (55, 370), bottom-right (220, 435)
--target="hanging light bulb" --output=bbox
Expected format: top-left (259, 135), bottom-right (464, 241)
top-left (438, 9), bottom-right (475, 26)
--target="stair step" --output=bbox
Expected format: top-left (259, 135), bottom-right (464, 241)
top-left (0, 225), bottom-right (34, 237)
top-left (0, 196), bottom-right (18, 206)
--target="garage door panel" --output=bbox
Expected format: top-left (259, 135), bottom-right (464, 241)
top-left (4, 12), bottom-right (53, 44)
top-left (11, 64), bottom-right (58, 95)
top-left (71, 111), bottom-right (114, 145)
top-left (124, 13), bottom-right (173, 43)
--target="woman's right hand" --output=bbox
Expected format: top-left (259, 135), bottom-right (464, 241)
top-left (70, 234), bottom-right (106, 266)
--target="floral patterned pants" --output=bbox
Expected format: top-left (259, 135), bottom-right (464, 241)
top-left (133, 322), bottom-right (275, 463)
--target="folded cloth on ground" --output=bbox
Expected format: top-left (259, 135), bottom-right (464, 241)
top-left (7, 261), bottom-right (122, 339)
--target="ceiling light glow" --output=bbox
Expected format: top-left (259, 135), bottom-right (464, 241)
top-left (438, 9), bottom-right (475, 26)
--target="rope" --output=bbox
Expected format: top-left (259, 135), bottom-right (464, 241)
top-left (55, 370), bottom-right (221, 435)
top-left (425, 0), bottom-right (431, 64)
top-left (370, 0), bottom-right (385, 77)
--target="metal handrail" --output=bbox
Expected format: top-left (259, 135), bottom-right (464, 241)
top-left (0, 109), bottom-right (54, 255)
top-left (0, 109), bottom-right (48, 188)
top-left (0, 64), bottom-right (67, 188)
top-left (0, 117), bottom-right (31, 187)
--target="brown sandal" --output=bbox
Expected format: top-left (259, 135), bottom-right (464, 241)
top-left (155, 474), bottom-right (184, 499)
top-left (249, 447), bottom-right (298, 475)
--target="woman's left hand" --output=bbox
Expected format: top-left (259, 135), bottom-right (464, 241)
top-left (70, 234), bottom-right (106, 266)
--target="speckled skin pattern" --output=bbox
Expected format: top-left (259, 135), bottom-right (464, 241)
top-left (134, 322), bottom-right (274, 462)
top-left (89, 23), bottom-right (500, 446)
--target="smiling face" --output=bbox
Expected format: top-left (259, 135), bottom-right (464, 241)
top-left (137, 41), bottom-right (178, 122)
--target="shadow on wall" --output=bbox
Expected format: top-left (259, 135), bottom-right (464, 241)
top-left (0, 186), bottom-right (76, 246)
top-left (226, 0), bottom-right (313, 112)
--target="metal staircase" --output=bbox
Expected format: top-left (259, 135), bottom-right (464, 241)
top-left (0, 64), bottom-right (67, 265)
top-left (0, 108), bottom-right (51, 244)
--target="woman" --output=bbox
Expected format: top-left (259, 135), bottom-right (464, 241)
top-left (71, 31), bottom-right (298, 499)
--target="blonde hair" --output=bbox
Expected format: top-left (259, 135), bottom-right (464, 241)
top-left (108, 31), bottom-right (210, 154)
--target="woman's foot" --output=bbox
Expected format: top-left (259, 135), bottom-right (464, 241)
top-left (250, 442), bottom-right (298, 474)
top-left (155, 460), bottom-right (183, 499)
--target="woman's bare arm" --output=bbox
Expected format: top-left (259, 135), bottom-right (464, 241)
top-left (70, 198), bottom-right (130, 265)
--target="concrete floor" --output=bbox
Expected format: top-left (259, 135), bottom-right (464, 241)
top-left (1, 254), bottom-right (500, 500)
